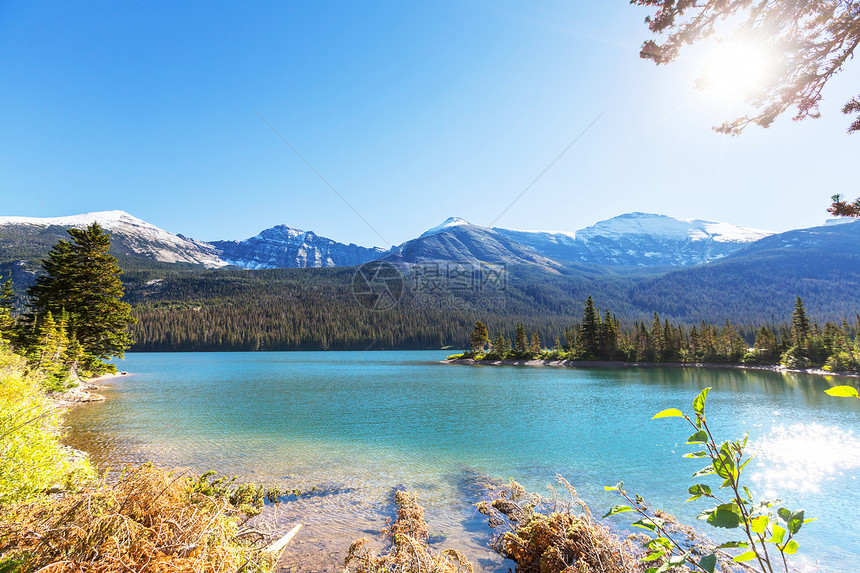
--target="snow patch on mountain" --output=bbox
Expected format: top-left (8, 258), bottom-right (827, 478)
top-left (574, 212), bottom-right (771, 244)
top-left (0, 210), bottom-right (228, 268)
top-left (490, 212), bottom-right (773, 267)
top-left (211, 225), bottom-right (386, 269)
top-left (419, 217), bottom-right (472, 238)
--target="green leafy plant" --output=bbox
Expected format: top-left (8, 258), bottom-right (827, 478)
top-left (605, 388), bottom-right (814, 573)
top-left (824, 385), bottom-right (859, 399)
top-left (191, 470), bottom-right (283, 521)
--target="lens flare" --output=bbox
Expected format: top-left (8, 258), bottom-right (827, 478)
top-left (749, 423), bottom-right (860, 496)
top-left (699, 39), bottom-right (773, 101)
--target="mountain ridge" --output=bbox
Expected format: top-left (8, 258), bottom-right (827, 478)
top-left (0, 209), bottom-right (838, 275)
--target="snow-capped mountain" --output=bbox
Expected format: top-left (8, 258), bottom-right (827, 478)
top-left (494, 212), bottom-right (773, 267)
top-left (385, 217), bottom-right (558, 268)
top-left (0, 210), bottom-right (228, 268)
top-left (210, 225), bottom-right (386, 269)
top-left (0, 210), bottom-right (778, 273)
top-left (388, 213), bottom-right (772, 269)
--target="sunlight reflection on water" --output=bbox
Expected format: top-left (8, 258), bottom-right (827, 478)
top-left (750, 423), bottom-right (860, 496)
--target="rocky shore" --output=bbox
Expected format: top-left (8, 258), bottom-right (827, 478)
top-left (47, 371), bottom-right (128, 406)
top-left (444, 357), bottom-right (860, 379)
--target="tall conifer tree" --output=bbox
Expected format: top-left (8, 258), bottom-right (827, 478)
top-left (791, 296), bottom-right (811, 349)
top-left (580, 297), bottom-right (600, 358)
top-left (0, 279), bottom-right (15, 343)
top-left (26, 223), bottom-right (135, 371)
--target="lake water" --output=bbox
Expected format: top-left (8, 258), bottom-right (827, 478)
top-left (64, 351), bottom-right (860, 572)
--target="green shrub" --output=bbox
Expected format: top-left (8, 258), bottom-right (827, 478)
top-left (780, 346), bottom-right (811, 369)
top-left (0, 348), bottom-right (91, 505)
top-left (822, 351), bottom-right (857, 372)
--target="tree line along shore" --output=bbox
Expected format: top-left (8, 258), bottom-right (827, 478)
top-left (450, 296), bottom-right (860, 375)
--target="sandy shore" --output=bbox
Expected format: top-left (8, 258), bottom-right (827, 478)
top-left (444, 357), bottom-right (860, 379)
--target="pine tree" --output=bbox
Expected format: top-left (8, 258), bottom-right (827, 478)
top-left (491, 332), bottom-right (509, 357)
top-left (599, 309), bottom-right (617, 359)
top-left (515, 323), bottom-right (528, 353)
top-left (26, 223), bottom-right (136, 372)
top-left (0, 279), bottom-right (15, 343)
top-left (32, 312), bottom-right (65, 373)
top-left (470, 320), bottom-right (490, 352)
top-left (854, 330), bottom-right (860, 362)
top-left (580, 297), bottom-right (600, 358)
top-left (754, 326), bottom-right (778, 362)
top-left (529, 330), bottom-right (541, 354)
top-left (689, 325), bottom-right (701, 361)
top-left (62, 334), bottom-right (85, 374)
top-left (563, 327), bottom-right (574, 352)
top-left (791, 296), bottom-right (811, 349)
top-left (651, 312), bottom-right (663, 361)
top-left (720, 319), bottom-right (746, 362)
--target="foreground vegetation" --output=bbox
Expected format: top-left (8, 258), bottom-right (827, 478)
top-left (0, 226), bottom-right (282, 572)
top-left (0, 465), bottom-right (281, 572)
top-left (452, 297), bottom-right (860, 373)
top-left (0, 346), bottom-right (90, 505)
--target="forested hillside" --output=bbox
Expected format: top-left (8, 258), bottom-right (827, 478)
top-left (123, 259), bottom-right (860, 351)
top-left (4, 218), bottom-right (859, 352)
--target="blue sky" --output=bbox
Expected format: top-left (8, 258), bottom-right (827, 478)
top-left (2, 1), bottom-right (858, 248)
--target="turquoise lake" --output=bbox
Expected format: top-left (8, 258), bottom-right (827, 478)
top-left (65, 351), bottom-right (860, 572)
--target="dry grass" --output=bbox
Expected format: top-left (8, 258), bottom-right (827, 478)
top-left (0, 465), bottom-right (276, 573)
top-left (476, 478), bottom-right (645, 573)
top-left (344, 490), bottom-right (474, 573)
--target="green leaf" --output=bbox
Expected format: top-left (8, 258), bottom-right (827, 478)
top-left (686, 430), bottom-right (708, 444)
top-left (733, 551), bottom-right (757, 562)
top-left (777, 508), bottom-right (791, 522)
top-left (750, 515), bottom-right (769, 534)
top-left (642, 550), bottom-right (666, 562)
top-left (632, 517), bottom-right (664, 531)
top-left (824, 385), bottom-right (859, 398)
top-left (699, 554), bottom-right (717, 573)
top-left (603, 505), bottom-right (632, 518)
top-left (786, 510), bottom-right (806, 534)
top-left (667, 553), bottom-right (689, 566)
top-left (653, 408), bottom-right (684, 419)
top-left (692, 387), bottom-right (711, 416)
top-left (683, 451), bottom-right (708, 459)
top-left (782, 539), bottom-right (799, 554)
top-left (689, 484), bottom-right (712, 495)
top-left (753, 499), bottom-right (780, 513)
top-left (713, 443), bottom-right (736, 481)
top-left (700, 504), bottom-right (742, 529)
top-left (686, 484), bottom-right (711, 502)
top-left (647, 537), bottom-right (673, 550)
top-left (604, 481), bottom-right (623, 492)
top-left (692, 466), bottom-right (716, 478)
top-left (716, 541), bottom-right (749, 549)
top-left (769, 524), bottom-right (786, 545)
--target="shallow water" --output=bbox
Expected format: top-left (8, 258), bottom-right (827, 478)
top-left (65, 351), bottom-right (860, 572)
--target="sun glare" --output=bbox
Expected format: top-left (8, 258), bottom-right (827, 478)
top-left (700, 39), bottom-right (773, 101)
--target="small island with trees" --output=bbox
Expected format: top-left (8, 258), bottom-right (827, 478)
top-left (448, 296), bottom-right (860, 375)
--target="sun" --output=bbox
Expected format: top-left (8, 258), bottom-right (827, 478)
top-left (699, 39), bottom-right (773, 101)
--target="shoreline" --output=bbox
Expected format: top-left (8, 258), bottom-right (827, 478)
top-left (444, 357), bottom-right (860, 380)
top-left (49, 371), bottom-right (129, 406)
